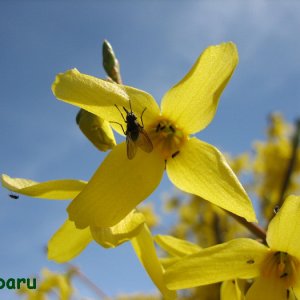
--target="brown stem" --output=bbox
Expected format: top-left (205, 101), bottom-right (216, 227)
top-left (212, 213), bottom-right (224, 244)
top-left (67, 264), bottom-right (111, 299)
top-left (227, 211), bottom-right (267, 243)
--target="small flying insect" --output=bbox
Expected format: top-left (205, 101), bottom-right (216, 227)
top-left (9, 193), bottom-right (19, 199)
top-left (111, 100), bottom-right (153, 159)
top-left (273, 205), bottom-right (280, 214)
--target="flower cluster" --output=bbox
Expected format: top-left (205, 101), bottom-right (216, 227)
top-left (18, 268), bottom-right (73, 300)
top-left (252, 113), bottom-right (300, 219)
top-left (3, 41), bottom-right (299, 300)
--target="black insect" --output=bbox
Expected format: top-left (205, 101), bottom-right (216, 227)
top-left (280, 272), bottom-right (288, 278)
top-left (172, 151), bottom-right (180, 158)
top-left (111, 100), bottom-right (153, 159)
top-left (9, 193), bottom-right (19, 199)
top-left (274, 205), bottom-right (280, 214)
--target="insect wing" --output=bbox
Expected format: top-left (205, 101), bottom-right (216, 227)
top-left (126, 134), bottom-right (138, 159)
top-left (136, 128), bottom-right (153, 153)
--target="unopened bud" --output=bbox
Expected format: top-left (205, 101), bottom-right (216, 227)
top-left (76, 109), bottom-right (116, 152)
top-left (102, 40), bottom-right (122, 84)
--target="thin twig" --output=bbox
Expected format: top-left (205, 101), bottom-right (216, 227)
top-left (227, 211), bottom-right (267, 243)
top-left (212, 213), bottom-right (224, 244)
top-left (67, 264), bottom-right (111, 300)
top-left (276, 118), bottom-right (300, 208)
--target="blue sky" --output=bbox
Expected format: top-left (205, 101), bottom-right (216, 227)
top-left (1, 1), bottom-right (300, 299)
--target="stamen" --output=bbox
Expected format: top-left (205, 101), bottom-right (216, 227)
top-left (261, 251), bottom-right (300, 288)
top-left (172, 151), bottom-right (180, 158)
top-left (148, 119), bottom-right (188, 160)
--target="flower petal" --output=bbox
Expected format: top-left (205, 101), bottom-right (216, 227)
top-left (160, 257), bottom-right (181, 269)
top-left (68, 142), bottom-right (165, 228)
top-left (161, 42), bottom-right (238, 134)
top-left (39, 269), bottom-right (73, 299)
top-left (155, 235), bottom-right (201, 257)
top-left (52, 68), bottom-right (128, 107)
top-left (293, 282), bottom-right (300, 299)
top-left (131, 224), bottom-right (177, 299)
top-left (48, 219), bottom-right (92, 263)
top-left (166, 138), bottom-right (256, 222)
top-left (52, 69), bottom-right (160, 134)
top-left (221, 280), bottom-right (245, 300)
top-left (266, 195), bottom-right (300, 258)
top-left (245, 277), bottom-right (289, 300)
top-left (2, 174), bottom-right (86, 200)
top-left (90, 210), bottom-right (145, 248)
top-left (165, 238), bottom-right (268, 290)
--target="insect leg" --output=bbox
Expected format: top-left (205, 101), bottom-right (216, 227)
top-left (109, 121), bottom-right (126, 134)
top-left (140, 107), bottom-right (147, 127)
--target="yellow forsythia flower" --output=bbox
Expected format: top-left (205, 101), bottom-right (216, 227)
top-left (52, 42), bottom-right (256, 230)
top-left (165, 195), bottom-right (300, 300)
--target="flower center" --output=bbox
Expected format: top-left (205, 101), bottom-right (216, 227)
top-left (261, 251), bottom-right (300, 288)
top-left (147, 118), bottom-right (188, 160)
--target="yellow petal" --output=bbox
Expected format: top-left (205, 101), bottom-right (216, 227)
top-left (246, 277), bottom-right (291, 300)
top-left (48, 219), bottom-right (92, 263)
top-left (2, 174), bottom-right (86, 200)
top-left (161, 42), bottom-right (238, 134)
top-left (39, 269), bottom-right (73, 299)
top-left (266, 195), bottom-right (300, 258)
top-left (165, 238), bottom-right (267, 290)
top-left (90, 210), bottom-right (145, 248)
top-left (166, 138), bottom-right (257, 222)
top-left (52, 69), bottom-right (160, 135)
top-left (68, 142), bottom-right (165, 228)
top-left (131, 224), bottom-right (177, 299)
top-left (52, 68), bottom-right (128, 107)
top-left (160, 257), bottom-right (181, 268)
top-left (155, 235), bottom-right (201, 257)
top-left (293, 282), bottom-right (300, 299)
top-left (221, 280), bottom-right (245, 300)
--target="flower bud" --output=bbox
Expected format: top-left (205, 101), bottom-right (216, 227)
top-left (102, 40), bottom-right (122, 84)
top-left (76, 109), bottom-right (116, 152)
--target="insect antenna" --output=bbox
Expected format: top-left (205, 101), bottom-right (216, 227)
top-left (114, 104), bottom-right (126, 122)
